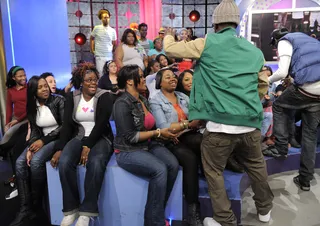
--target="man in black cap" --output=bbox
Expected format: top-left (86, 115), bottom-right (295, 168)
top-left (266, 28), bottom-right (320, 191)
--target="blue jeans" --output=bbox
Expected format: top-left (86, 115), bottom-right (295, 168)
top-left (59, 137), bottom-right (113, 216)
top-left (16, 140), bottom-right (57, 180)
top-left (116, 142), bottom-right (179, 226)
top-left (261, 111), bottom-right (273, 136)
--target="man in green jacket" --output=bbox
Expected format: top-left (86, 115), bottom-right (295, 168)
top-left (163, 0), bottom-right (273, 225)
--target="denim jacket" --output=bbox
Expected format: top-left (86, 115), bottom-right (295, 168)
top-left (149, 91), bottom-right (189, 129)
top-left (112, 92), bottom-right (152, 152)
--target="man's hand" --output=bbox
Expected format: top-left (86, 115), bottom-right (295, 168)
top-left (28, 139), bottom-right (44, 153)
top-left (165, 27), bottom-right (176, 37)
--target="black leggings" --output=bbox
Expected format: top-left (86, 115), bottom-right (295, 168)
top-left (166, 131), bottom-right (202, 204)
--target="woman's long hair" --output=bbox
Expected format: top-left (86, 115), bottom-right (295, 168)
top-left (27, 76), bottom-right (50, 124)
top-left (6, 66), bottom-right (25, 88)
top-left (176, 69), bottom-right (193, 96)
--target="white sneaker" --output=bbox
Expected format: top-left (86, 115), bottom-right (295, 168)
top-left (258, 210), bottom-right (271, 223)
top-left (75, 216), bottom-right (90, 226)
top-left (61, 212), bottom-right (79, 226)
top-left (5, 188), bottom-right (18, 200)
top-left (203, 217), bottom-right (222, 226)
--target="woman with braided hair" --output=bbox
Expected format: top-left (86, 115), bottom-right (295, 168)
top-left (56, 62), bottom-right (114, 226)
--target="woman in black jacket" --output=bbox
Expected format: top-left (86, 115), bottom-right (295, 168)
top-left (56, 62), bottom-right (114, 226)
top-left (10, 76), bottom-right (65, 226)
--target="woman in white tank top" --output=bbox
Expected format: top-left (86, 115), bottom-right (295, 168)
top-left (115, 28), bottom-right (148, 71)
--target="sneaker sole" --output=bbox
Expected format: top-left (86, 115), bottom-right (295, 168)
top-left (294, 178), bottom-right (310, 191)
top-left (5, 189), bottom-right (18, 200)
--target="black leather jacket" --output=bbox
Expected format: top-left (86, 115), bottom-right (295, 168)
top-left (28, 94), bottom-right (65, 145)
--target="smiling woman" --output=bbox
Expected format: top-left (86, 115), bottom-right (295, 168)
top-left (55, 62), bottom-right (115, 226)
top-left (10, 75), bottom-right (65, 226)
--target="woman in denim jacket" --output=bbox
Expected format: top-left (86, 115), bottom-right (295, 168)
top-left (112, 65), bottom-right (179, 226)
top-left (149, 68), bottom-right (204, 226)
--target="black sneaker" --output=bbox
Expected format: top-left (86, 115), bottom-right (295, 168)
top-left (293, 175), bottom-right (310, 191)
top-left (289, 138), bottom-right (301, 148)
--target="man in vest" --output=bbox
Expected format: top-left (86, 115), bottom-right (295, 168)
top-left (266, 28), bottom-right (320, 191)
top-left (163, 0), bottom-right (274, 225)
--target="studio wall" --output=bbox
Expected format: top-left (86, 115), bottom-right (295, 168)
top-left (1, 0), bottom-right (71, 88)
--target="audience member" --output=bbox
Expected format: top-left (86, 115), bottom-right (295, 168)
top-left (138, 23), bottom-right (154, 55)
top-left (187, 27), bottom-right (198, 41)
top-left (115, 29), bottom-right (148, 71)
top-left (0, 66), bottom-right (28, 200)
top-left (57, 63), bottom-right (114, 226)
top-left (90, 9), bottom-right (117, 77)
top-left (40, 72), bottom-right (73, 96)
top-left (150, 68), bottom-right (204, 226)
top-left (1, 66), bottom-right (28, 149)
top-left (10, 76), bottom-right (64, 226)
top-left (112, 65), bottom-right (179, 226)
top-left (145, 59), bottom-right (160, 76)
top-left (148, 38), bottom-right (166, 61)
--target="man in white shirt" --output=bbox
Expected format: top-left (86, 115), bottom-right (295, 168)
top-left (90, 9), bottom-right (117, 77)
top-left (266, 28), bottom-right (320, 192)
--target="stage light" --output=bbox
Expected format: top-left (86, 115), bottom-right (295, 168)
top-left (74, 33), bottom-right (87, 45)
top-left (189, 10), bottom-right (200, 22)
top-left (169, 12), bottom-right (176, 20)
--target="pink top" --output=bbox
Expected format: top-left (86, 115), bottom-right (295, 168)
top-left (114, 112), bottom-right (155, 153)
top-left (144, 112), bottom-right (155, 130)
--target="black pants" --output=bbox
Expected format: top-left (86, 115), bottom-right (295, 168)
top-left (166, 131), bottom-right (202, 204)
top-left (273, 85), bottom-right (320, 181)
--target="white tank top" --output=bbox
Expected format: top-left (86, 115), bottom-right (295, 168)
top-left (122, 43), bottom-right (146, 70)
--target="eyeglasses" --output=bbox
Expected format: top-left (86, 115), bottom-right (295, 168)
top-left (83, 78), bottom-right (98, 83)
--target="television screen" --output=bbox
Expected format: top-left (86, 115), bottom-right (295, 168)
top-left (250, 11), bottom-right (320, 61)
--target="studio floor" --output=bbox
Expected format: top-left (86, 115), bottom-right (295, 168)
top-left (241, 169), bottom-right (320, 226)
top-left (1, 159), bottom-right (320, 226)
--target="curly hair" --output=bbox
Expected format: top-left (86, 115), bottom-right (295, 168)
top-left (71, 62), bottom-right (99, 89)
top-left (98, 9), bottom-right (111, 20)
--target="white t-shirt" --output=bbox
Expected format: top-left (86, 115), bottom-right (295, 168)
top-left (91, 25), bottom-right (117, 58)
top-left (269, 40), bottom-right (320, 95)
top-left (75, 95), bottom-right (95, 137)
top-left (36, 103), bottom-right (58, 136)
top-left (146, 73), bottom-right (159, 99)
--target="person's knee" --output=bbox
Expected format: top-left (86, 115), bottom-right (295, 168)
top-left (87, 154), bottom-right (108, 172)
top-left (168, 157), bottom-right (179, 175)
top-left (29, 156), bottom-right (46, 172)
top-left (265, 112), bottom-right (273, 120)
top-left (152, 161), bottom-right (168, 182)
top-left (59, 152), bottom-right (75, 171)
top-left (15, 154), bottom-right (26, 170)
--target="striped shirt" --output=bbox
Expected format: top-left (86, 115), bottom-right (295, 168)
top-left (91, 25), bottom-right (117, 57)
